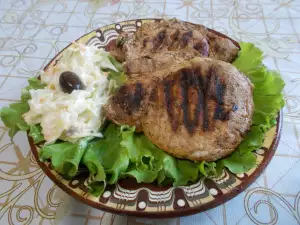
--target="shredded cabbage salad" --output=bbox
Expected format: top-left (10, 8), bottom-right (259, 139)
top-left (23, 43), bottom-right (117, 144)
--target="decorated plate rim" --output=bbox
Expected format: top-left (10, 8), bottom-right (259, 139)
top-left (29, 18), bottom-right (283, 218)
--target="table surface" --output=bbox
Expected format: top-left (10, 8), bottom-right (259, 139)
top-left (0, 0), bottom-right (299, 224)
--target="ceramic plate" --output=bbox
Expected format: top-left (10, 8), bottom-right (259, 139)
top-left (29, 19), bottom-right (283, 218)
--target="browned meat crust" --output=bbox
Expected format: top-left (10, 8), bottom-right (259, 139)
top-left (105, 57), bottom-right (254, 162)
top-left (107, 19), bottom-right (240, 74)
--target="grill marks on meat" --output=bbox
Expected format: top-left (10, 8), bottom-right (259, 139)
top-left (153, 29), bottom-right (167, 50)
top-left (180, 68), bottom-right (203, 134)
top-left (153, 29), bottom-right (198, 51)
top-left (213, 75), bottom-right (228, 120)
top-left (180, 31), bottom-right (193, 48)
top-left (193, 39), bottom-right (209, 56)
top-left (170, 29), bottom-right (180, 41)
top-left (164, 79), bottom-right (179, 132)
top-left (197, 69), bottom-right (209, 131)
top-left (113, 82), bottom-right (144, 115)
top-left (108, 19), bottom-right (240, 74)
top-left (105, 57), bottom-right (254, 162)
top-left (168, 29), bottom-right (181, 50)
top-left (109, 61), bottom-right (233, 135)
top-left (161, 66), bottom-right (229, 135)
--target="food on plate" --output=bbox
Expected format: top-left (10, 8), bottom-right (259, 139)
top-left (22, 43), bottom-right (118, 144)
top-left (105, 57), bottom-right (254, 161)
top-left (0, 19), bottom-right (285, 197)
top-left (108, 19), bottom-right (239, 74)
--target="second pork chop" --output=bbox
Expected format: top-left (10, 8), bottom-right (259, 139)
top-left (108, 19), bottom-right (240, 74)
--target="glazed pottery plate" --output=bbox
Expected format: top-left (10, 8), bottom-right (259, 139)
top-left (29, 19), bottom-right (283, 218)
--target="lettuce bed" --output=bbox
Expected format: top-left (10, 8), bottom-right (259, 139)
top-left (0, 42), bottom-right (285, 196)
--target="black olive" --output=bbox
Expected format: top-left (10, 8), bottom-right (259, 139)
top-left (59, 71), bottom-right (85, 94)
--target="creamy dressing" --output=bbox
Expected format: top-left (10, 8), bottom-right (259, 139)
top-left (23, 43), bottom-right (117, 144)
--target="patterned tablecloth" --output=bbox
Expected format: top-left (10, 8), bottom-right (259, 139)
top-left (0, 0), bottom-right (300, 224)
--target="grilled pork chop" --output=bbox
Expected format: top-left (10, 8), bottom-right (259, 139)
top-left (107, 19), bottom-right (240, 74)
top-left (105, 57), bottom-right (254, 162)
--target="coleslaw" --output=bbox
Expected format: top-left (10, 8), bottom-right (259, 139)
top-left (23, 43), bottom-right (118, 144)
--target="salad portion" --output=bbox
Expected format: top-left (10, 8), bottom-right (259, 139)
top-left (23, 44), bottom-right (118, 144)
top-left (0, 40), bottom-right (285, 197)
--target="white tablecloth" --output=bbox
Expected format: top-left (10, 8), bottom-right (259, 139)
top-left (0, 0), bottom-right (299, 224)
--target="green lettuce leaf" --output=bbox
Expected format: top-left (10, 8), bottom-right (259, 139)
top-left (216, 42), bottom-right (285, 174)
top-left (120, 127), bottom-right (164, 183)
top-left (120, 126), bottom-right (199, 185)
top-left (236, 126), bottom-right (265, 154)
top-left (162, 156), bottom-right (198, 186)
top-left (222, 151), bottom-right (257, 174)
top-left (107, 54), bottom-right (127, 89)
top-left (198, 161), bottom-right (217, 177)
top-left (78, 124), bottom-right (199, 195)
top-left (233, 43), bottom-right (285, 129)
top-left (27, 77), bottom-right (46, 90)
top-left (1, 102), bottom-right (29, 137)
top-left (39, 137), bottom-right (91, 179)
top-left (29, 124), bottom-right (44, 144)
top-left (0, 77), bottom-right (46, 138)
top-left (108, 70), bottom-right (127, 88)
top-left (108, 54), bottom-right (123, 72)
top-left (82, 124), bottom-right (129, 186)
